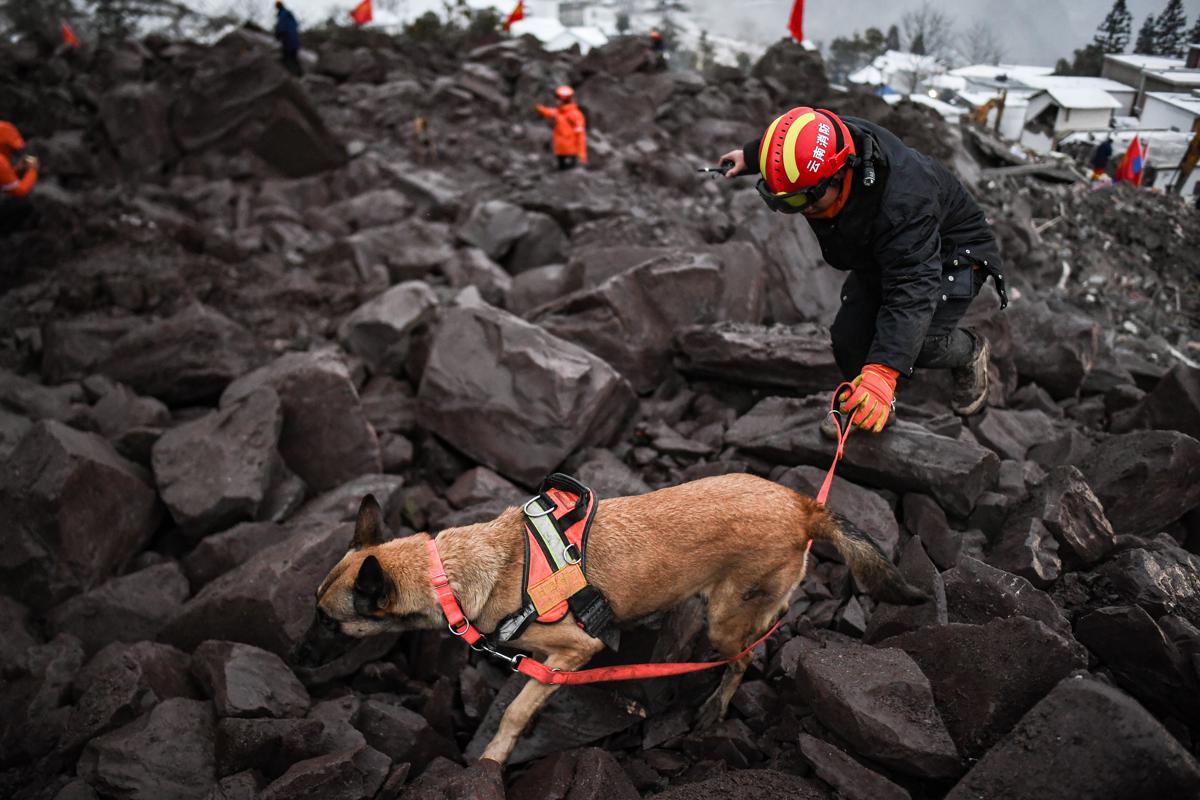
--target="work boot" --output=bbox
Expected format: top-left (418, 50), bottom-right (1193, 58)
top-left (951, 335), bottom-right (991, 415)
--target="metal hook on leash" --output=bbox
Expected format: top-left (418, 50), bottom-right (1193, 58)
top-left (471, 637), bottom-right (526, 671)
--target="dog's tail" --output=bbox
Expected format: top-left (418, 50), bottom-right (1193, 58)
top-left (809, 506), bottom-right (930, 605)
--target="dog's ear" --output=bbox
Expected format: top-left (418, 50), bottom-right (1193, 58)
top-left (352, 495), bottom-right (384, 550)
top-left (353, 555), bottom-right (392, 613)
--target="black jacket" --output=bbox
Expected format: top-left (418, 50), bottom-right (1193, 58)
top-left (742, 117), bottom-right (999, 375)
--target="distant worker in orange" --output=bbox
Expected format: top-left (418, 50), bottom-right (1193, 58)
top-left (650, 29), bottom-right (667, 69)
top-left (0, 121), bottom-right (38, 233)
top-left (535, 85), bottom-right (587, 171)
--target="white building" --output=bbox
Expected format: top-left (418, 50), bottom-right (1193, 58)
top-left (1101, 51), bottom-right (1200, 113)
top-left (947, 63), bottom-right (1051, 141)
top-left (949, 64), bottom-right (1138, 151)
top-left (949, 63), bottom-right (1055, 93)
top-left (1140, 91), bottom-right (1200, 132)
top-left (1020, 88), bottom-right (1121, 153)
top-left (848, 50), bottom-right (944, 94)
top-left (1102, 53), bottom-right (1185, 89)
top-left (1021, 75), bottom-right (1137, 116)
top-left (958, 90), bottom-right (1031, 141)
top-left (510, 16), bottom-right (608, 53)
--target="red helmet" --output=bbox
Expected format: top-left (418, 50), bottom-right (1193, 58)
top-left (758, 107), bottom-right (855, 195)
top-left (554, 85), bottom-right (575, 101)
top-left (650, 30), bottom-right (663, 40)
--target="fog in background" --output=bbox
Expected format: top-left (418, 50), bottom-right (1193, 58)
top-left (200, 0), bottom-right (1200, 66)
top-left (691, 0), bottom-right (1200, 66)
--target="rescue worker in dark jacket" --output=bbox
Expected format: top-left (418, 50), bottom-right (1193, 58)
top-left (719, 107), bottom-right (1004, 434)
top-left (1090, 136), bottom-right (1114, 178)
top-left (274, 1), bottom-right (302, 76)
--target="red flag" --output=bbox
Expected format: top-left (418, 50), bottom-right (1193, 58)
top-left (503, 1), bottom-right (525, 33)
top-left (1115, 136), bottom-right (1146, 186)
top-left (349, 0), bottom-right (372, 26)
top-left (62, 21), bottom-right (80, 49)
top-left (788, 0), bottom-right (804, 43)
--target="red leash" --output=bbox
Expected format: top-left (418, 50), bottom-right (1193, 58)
top-left (817, 383), bottom-right (855, 505)
top-left (427, 387), bottom-right (855, 685)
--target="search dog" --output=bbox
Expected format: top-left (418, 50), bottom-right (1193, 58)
top-left (297, 472), bottom-right (925, 765)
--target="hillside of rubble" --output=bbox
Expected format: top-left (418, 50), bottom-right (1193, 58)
top-left (1, 18), bottom-right (1199, 800)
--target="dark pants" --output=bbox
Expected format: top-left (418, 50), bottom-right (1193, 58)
top-left (830, 267), bottom-right (982, 380)
top-left (556, 155), bottom-right (578, 171)
top-left (281, 47), bottom-right (302, 76)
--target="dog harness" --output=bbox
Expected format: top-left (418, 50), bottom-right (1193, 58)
top-left (428, 394), bottom-right (853, 686)
top-left (495, 473), bottom-right (614, 644)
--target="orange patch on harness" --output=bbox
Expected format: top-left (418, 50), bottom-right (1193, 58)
top-left (528, 562), bottom-right (587, 616)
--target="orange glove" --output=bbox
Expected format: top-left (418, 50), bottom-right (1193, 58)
top-left (838, 364), bottom-right (899, 433)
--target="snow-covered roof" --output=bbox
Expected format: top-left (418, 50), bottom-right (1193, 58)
top-left (849, 50), bottom-right (943, 86)
top-left (1144, 91), bottom-right (1200, 117)
top-left (957, 89), bottom-right (1030, 108)
top-left (509, 17), bottom-right (608, 53)
top-left (950, 63), bottom-right (1054, 81)
top-left (872, 49), bottom-right (942, 73)
top-left (1033, 88), bottom-right (1122, 110)
top-left (908, 93), bottom-right (966, 120)
top-left (545, 25), bottom-right (607, 52)
top-left (508, 17), bottom-right (565, 40)
top-left (928, 74), bottom-right (966, 91)
top-left (848, 65), bottom-right (885, 85)
top-left (1143, 69), bottom-right (1200, 86)
top-left (1104, 53), bottom-right (1186, 71)
top-left (1021, 75), bottom-right (1135, 95)
top-left (566, 26), bottom-right (607, 48)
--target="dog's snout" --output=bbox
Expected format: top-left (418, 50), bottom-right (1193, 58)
top-left (293, 607), bottom-right (363, 669)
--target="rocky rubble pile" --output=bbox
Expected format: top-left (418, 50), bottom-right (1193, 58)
top-left (1, 19), bottom-right (1199, 800)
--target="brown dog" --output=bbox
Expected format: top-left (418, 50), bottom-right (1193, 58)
top-left (301, 472), bottom-right (925, 765)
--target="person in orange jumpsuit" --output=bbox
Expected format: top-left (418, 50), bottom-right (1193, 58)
top-left (535, 85), bottom-right (587, 171)
top-left (0, 121), bottom-right (38, 233)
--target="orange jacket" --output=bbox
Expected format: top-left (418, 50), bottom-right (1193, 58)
top-left (0, 122), bottom-right (36, 199)
top-left (536, 102), bottom-right (587, 161)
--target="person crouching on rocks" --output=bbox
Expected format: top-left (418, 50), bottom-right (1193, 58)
top-left (535, 85), bottom-right (587, 171)
top-left (718, 107), bottom-right (1006, 437)
top-left (0, 121), bottom-right (38, 235)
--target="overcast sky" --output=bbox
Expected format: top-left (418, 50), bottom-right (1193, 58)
top-left (203, 0), bottom-right (1200, 66)
top-left (696, 0), bottom-right (1200, 65)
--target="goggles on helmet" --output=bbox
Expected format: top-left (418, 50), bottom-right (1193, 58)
top-left (755, 169), bottom-right (844, 214)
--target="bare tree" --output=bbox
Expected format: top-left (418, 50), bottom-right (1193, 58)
top-left (901, 1), bottom-right (955, 61)
top-left (959, 20), bottom-right (1006, 65)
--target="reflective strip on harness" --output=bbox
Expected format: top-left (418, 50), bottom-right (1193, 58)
top-left (495, 473), bottom-right (613, 643)
top-left (526, 496), bottom-right (575, 571)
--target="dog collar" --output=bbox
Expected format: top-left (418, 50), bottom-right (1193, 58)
top-left (426, 537), bottom-right (485, 645)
